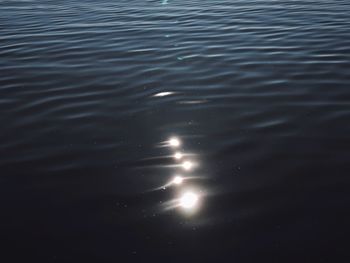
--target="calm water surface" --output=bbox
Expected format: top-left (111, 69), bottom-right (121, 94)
top-left (1, 0), bottom-right (350, 262)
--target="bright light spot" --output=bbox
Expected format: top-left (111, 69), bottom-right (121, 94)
top-left (182, 160), bottom-right (193, 171)
top-left (173, 176), bottom-right (183, 185)
top-left (180, 192), bottom-right (198, 209)
top-left (169, 137), bottom-right (181, 147)
top-left (174, 152), bottom-right (183, 160)
top-left (153, 92), bottom-right (174, 97)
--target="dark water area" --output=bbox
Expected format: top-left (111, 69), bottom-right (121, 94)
top-left (1, 0), bottom-right (350, 261)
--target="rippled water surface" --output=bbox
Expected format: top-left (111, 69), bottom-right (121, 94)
top-left (1, 0), bottom-right (350, 261)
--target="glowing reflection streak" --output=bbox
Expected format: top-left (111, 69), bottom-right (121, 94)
top-left (153, 91), bottom-right (174, 97)
top-left (160, 190), bottom-right (202, 214)
top-left (174, 152), bottom-right (183, 160)
top-left (179, 192), bottom-right (198, 209)
top-left (173, 175), bottom-right (184, 185)
top-left (182, 160), bottom-right (194, 171)
top-left (152, 134), bottom-right (204, 215)
top-left (147, 175), bottom-right (186, 192)
top-left (169, 137), bottom-right (181, 147)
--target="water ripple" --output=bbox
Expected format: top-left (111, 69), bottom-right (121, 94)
top-left (1, 0), bottom-right (350, 260)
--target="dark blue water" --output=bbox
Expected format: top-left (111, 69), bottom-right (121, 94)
top-left (1, 0), bottom-right (350, 261)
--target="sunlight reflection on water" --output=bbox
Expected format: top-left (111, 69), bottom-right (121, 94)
top-left (154, 136), bottom-right (204, 215)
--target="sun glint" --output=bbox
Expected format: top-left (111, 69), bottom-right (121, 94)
top-left (179, 192), bottom-right (199, 209)
top-left (182, 160), bottom-right (193, 171)
top-left (173, 176), bottom-right (184, 185)
top-left (169, 137), bottom-right (181, 147)
top-left (174, 152), bottom-right (183, 160)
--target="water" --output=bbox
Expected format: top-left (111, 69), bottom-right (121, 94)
top-left (1, 0), bottom-right (350, 261)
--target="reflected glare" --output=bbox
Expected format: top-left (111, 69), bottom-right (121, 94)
top-left (169, 137), bottom-right (181, 147)
top-left (179, 192), bottom-right (199, 209)
top-left (182, 160), bottom-right (193, 171)
top-left (174, 152), bottom-right (183, 160)
top-left (173, 176), bottom-right (184, 185)
top-left (153, 91), bottom-right (174, 97)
